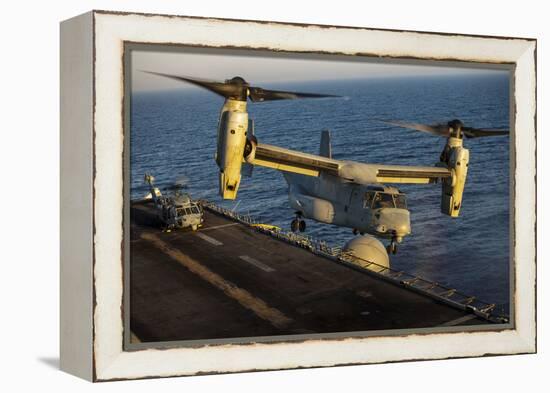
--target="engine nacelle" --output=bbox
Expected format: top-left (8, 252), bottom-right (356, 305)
top-left (441, 139), bottom-right (469, 217)
top-left (217, 109), bottom-right (248, 199)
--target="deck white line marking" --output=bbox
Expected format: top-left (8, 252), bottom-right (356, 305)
top-left (439, 313), bottom-right (479, 327)
top-left (239, 255), bottom-right (275, 273)
top-left (195, 232), bottom-right (223, 246)
top-left (200, 223), bottom-right (239, 231)
top-left (141, 233), bottom-right (292, 329)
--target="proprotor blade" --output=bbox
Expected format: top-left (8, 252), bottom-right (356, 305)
top-left (248, 86), bottom-right (340, 102)
top-left (379, 119), bottom-right (509, 139)
top-left (143, 71), bottom-right (340, 102)
top-left (378, 120), bottom-right (450, 137)
top-left (142, 71), bottom-right (246, 100)
top-left (461, 127), bottom-right (509, 138)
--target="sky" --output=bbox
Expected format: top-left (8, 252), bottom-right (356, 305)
top-left (131, 47), bottom-right (510, 92)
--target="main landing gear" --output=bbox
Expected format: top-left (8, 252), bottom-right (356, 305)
top-left (291, 212), bottom-right (306, 233)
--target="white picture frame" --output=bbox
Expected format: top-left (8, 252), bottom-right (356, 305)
top-left (60, 10), bottom-right (536, 381)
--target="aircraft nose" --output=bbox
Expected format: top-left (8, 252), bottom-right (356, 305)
top-left (375, 208), bottom-right (411, 239)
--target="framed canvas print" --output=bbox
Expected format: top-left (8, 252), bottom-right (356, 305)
top-left (60, 10), bottom-right (536, 381)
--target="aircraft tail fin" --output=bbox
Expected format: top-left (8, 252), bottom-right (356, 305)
top-left (320, 130), bottom-right (332, 158)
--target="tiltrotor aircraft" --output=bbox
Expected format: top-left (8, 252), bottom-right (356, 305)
top-left (145, 72), bottom-right (508, 262)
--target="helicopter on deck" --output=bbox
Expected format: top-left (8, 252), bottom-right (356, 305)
top-left (144, 72), bottom-right (508, 262)
top-left (144, 173), bottom-right (204, 231)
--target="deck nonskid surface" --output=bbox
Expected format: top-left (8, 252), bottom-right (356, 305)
top-left (130, 202), bottom-right (487, 343)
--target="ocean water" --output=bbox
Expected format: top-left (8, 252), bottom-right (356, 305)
top-left (130, 74), bottom-right (510, 309)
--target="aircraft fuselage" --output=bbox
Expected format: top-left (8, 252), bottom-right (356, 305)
top-left (284, 171), bottom-right (411, 242)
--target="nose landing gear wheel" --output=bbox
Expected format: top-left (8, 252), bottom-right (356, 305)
top-left (386, 242), bottom-right (397, 255)
top-left (291, 212), bottom-right (306, 233)
top-left (386, 236), bottom-right (398, 255)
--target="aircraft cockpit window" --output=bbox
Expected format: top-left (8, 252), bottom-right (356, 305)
top-left (363, 192), bottom-right (375, 208)
top-left (394, 194), bottom-right (407, 209)
top-left (190, 206), bottom-right (200, 214)
top-left (372, 192), bottom-right (395, 209)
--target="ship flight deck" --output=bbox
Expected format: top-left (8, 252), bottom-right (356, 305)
top-left (129, 200), bottom-right (506, 344)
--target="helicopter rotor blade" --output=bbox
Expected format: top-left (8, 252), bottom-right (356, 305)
top-left (377, 120), bottom-right (450, 137)
top-left (248, 86), bottom-right (340, 102)
top-left (164, 184), bottom-right (188, 191)
top-left (461, 127), bottom-right (510, 138)
top-left (137, 174), bottom-right (190, 192)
